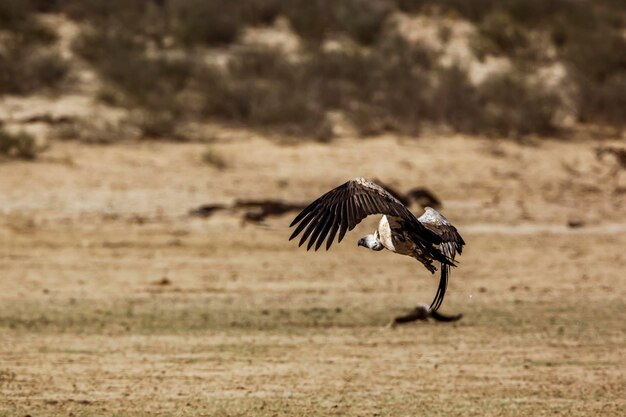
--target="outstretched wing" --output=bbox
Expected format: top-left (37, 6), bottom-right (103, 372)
top-left (418, 207), bottom-right (465, 312)
top-left (290, 178), bottom-right (444, 254)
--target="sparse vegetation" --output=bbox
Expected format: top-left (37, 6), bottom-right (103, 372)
top-left (1, 0), bottom-right (624, 139)
top-left (559, 18), bottom-right (626, 127)
top-left (170, 0), bottom-right (246, 46)
top-left (478, 72), bottom-right (560, 137)
top-left (72, 30), bottom-right (191, 112)
top-left (52, 119), bottom-right (132, 144)
top-left (0, 43), bottom-right (68, 95)
top-left (0, 1), bottom-right (68, 96)
top-left (201, 146), bottom-right (227, 170)
top-left (471, 11), bottom-right (532, 60)
top-left (284, 0), bottom-right (395, 45)
top-left (426, 0), bottom-right (626, 129)
top-left (0, 0), bottom-right (57, 43)
top-left (0, 127), bottom-right (41, 160)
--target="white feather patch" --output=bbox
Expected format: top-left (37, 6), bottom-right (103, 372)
top-left (377, 215), bottom-right (396, 252)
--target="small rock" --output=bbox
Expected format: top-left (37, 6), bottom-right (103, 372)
top-left (153, 277), bottom-right (171, 286)
top-left (567, 219), bottom-right (585, 228)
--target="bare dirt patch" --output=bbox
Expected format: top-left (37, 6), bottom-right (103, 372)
top-left (0, 136), bottom-right (624, 416)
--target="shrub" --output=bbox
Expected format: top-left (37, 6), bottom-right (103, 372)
top-left (170, 0), bottom-right (243, 46)
top-left (195, 38), bottom-right (440, 136)
top-left (242, 0), bottom-right (283, 25)
top-left (0, 128), bottom-right (41, 160)
top-left (0, 1), bottom-right (66, 97)
top-left (73, 30), bottom-right (191, 112)
top-left (554, 6), bottom-right (626, 127)
top-left (197, 48), bottom-right (325, 134)
top-left (472, 11), bottom-right (530, 59)
top-left (134, 111), bottom-right (183, 140)
top-left (52, 119), bottom-right (132, 144)
top-left (478, 72), bottom-right (560, 137)
top-left (395, 0), bottom-right (498, 21)
top-left (561, 28), bottom-right (625, 84)
top-left (340, 37), bottom-right (439, 135)
top-left (430, 66), bottom-right (481, 133)
top-left (0, 0), bottom-right (31, 27)
top-left (575, 73), bottom-right (626, 127)
top-left (0, 0), bottom-right (57, 44)
top-left (201, 147), bottom-right (227, 170)
top-left (63, 0), bottom-right (624, 138)
top-left (286, 0), bottom-right (394, 45)
top-left (0, 40), bottom-right (68, 95)
top-left (62, 0), bottom-right (155, 27)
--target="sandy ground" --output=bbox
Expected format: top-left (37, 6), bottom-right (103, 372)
top-left (0, 135), bottom-right (625, 416)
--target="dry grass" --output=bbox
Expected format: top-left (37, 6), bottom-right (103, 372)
top-left (0, 127), bottom-right (41, 160)
top-left (0, 0), bottom-right (68, 96)
top-left (0, 35), bottom-right (68, 96)
top-left (0, 138), bottom-right (624, 416)
top-left (0, 222), bottom-right (623, 417)
top-left (200, 146), bottom-right (228, 170)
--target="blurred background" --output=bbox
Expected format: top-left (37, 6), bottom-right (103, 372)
top-left (0, 1), bottom-right (625, 416)
top-left (0, 0), bottom-right (625, 147)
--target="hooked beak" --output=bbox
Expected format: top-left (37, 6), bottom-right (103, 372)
top-left (357, 238), bottom-right (365, 247)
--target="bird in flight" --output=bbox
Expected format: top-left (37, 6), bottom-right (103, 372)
top-left (289, 178), bottom-right (464, 313)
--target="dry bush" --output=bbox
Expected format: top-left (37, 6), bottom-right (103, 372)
top-left (170, 0), bottom-right (245, 46)
top-left (73, 30), bottom-right (191, 113)
top-left (195, 38), bottom-right (438, 136)
top-left (62, 0), bottom-right (396, 47)
top-left (196, 48), bottom-right (326, 136)
top-left (553, 6), bottom-right (626, 127)
top-left (0, 1), bottom-right (67, 96)
top-left (478, 72), bottom-right (559, 137)
top-left (285, 0), bottom-right (394, 45)
top-left (64, 0), bottom-right (281, 47)
top-left (397, 0), bottom-right (570, 23)
top-left (471, 11), bottom-right (530, 59)
top-left (133, 111), bottom-right (187, 140)
top-left (52, 119), bottom-right (133, 144)
top-left (355, 37), bottom-right (438, 134)
top-left (200, 147), bottom-right (228, 170)
top-left (395, 0), bottom-right (498, 20)
top-left (421, 0), bottom-right (626, 129)
top-left (0, 39), bottom-right (68, 95)
top-left (575, 73), bottom-right (626, 128)
top-left (242, 0), bottom-right (283, 25)
top-left (0, 0), bottom-right (32, 26)
top-left (62, 0), bottom-right (159, 29)
top-left (0, 127), bottom-right (40, 160)
top-left (72, 24), bottom-right (561, 139)
top-left (0, 0), bottom-right (57, 43)
top-left (430, 66), bottom-right (481, 133)
top-left (61, 0), bottom-right (623, 138)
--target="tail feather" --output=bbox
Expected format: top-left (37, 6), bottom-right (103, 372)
top-left (428, 242), bottom-right (454, 312)
top-left (428, 263), bottom-right (449, 312)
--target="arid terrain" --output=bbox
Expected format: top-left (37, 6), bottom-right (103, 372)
top-left (0, 135), bottom-right (624, 416)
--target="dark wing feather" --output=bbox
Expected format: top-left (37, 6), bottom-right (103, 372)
top-left (418, 207), bottom-right (465, 312)
top-left (290, 178), bottom-right (445, 255)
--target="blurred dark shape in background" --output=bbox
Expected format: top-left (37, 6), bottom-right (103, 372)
top-left (188, 183), bottom-right (441, 223)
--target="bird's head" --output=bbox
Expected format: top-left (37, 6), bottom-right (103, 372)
top-left (357, 234), bottom-right (384, 251)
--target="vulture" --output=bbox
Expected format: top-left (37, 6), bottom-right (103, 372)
top-left (289, 178), bottom-right (464, 313)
